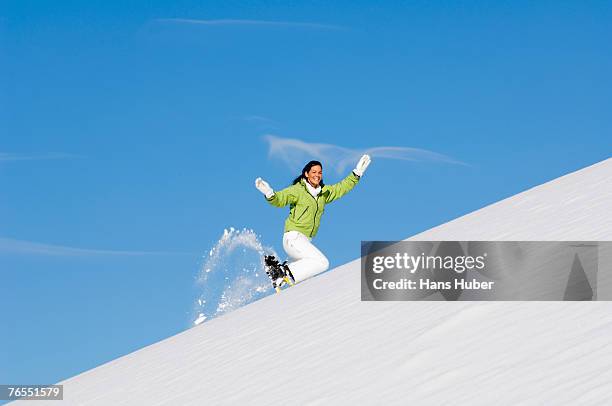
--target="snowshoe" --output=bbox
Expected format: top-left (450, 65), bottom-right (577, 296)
top-left (264, 255), bottom-right (295, 293)
top-left (281, 261), bottom-right (295, 284)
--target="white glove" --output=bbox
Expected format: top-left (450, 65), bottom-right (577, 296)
top-left (255, 177), bottom-right (275, 199)
top-left (353, 154), bottom-right (371, 177)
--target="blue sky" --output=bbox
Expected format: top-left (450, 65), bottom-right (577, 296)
top-left (1, 0), bottom-right (611, 387)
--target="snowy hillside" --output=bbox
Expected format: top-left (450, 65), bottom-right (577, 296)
top-left (16, 158), bottom-right (612, 405)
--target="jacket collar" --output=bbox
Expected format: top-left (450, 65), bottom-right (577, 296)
top-left (301, 179), bottom-right (322, 197)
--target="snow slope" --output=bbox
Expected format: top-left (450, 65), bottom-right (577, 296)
top-left (17, 158), bottom-right (612, 405)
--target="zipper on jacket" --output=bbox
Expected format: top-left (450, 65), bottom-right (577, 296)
top-left (296, 206), bottom-right (309, 221)
top-left (308, 193), bottom-right (319, 237)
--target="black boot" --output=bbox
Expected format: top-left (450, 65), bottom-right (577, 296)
top-left (264, 255), bottom-right (286, 288)
top-left (281, 261), bottom-right (295, 284)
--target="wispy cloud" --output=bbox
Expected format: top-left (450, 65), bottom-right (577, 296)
top-left (0, 153), bottom-right (82, 162)
top-left (0, 237), bottom-right (193, 257)
top-left (263, 134), bottom-right (468, 174)
top-left (152, 18), bottom-right (345, 31)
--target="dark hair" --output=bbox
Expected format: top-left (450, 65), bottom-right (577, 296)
top-left (292, 160), bottom-right (324, 186)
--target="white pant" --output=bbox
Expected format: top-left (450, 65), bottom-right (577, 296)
top-left (283, 231), bottom-right (329, 283)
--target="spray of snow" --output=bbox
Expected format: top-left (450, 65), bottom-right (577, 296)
top-left (192, 227), bottom-right (277, 325)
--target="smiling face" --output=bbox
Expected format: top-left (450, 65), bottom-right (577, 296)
top-left (304, 165), bottom-right (323, 188)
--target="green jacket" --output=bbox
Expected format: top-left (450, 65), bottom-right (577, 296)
top-left (266, 172), bottom-right (360, 238)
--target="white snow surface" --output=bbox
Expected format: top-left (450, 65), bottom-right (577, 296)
top-left (17, 158), bottom-right (612, 405)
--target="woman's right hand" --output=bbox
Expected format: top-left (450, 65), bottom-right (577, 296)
top-left (255, 178), bottom-right (275, 199)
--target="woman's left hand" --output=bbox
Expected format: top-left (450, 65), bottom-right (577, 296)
top-left (353, 154), bottom-right (371, 177)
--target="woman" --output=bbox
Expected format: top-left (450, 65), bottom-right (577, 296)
top-left (255, 154), bottom-right (371, 288)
